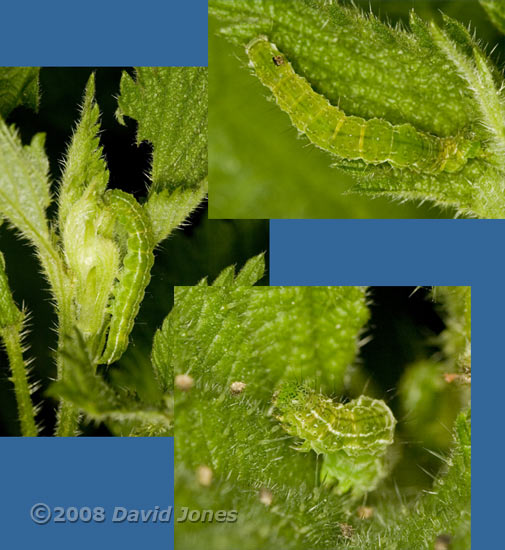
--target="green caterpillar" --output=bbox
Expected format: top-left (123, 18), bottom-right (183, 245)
top-left (273, 383), bottom-right (396, 495)
top-left (246, 36), bottom-right (483, 174)
top-left (99, 190), bottom-right (154, 365)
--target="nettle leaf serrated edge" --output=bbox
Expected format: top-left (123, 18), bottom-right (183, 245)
top-left (0, 118), bottom-right (70, 316)
top-left (174, 285), bottom-right (370, 490)
top-left (153, 253), bottom-right (266, 391)
top-left (116, 67), bottom-right (208, 194)
top-left (58, 73), bottom-right (109, 230)
top-left (209, 0), bottom-right (479, 135)
top-left (116, 67), bottom-right (208, 244)
top-left (145, 178), bottom-right (208, 245)
top-left (0, 120), bottom-right (52, 244)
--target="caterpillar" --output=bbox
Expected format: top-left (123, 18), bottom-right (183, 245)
top-left (246, 36), bottom-right (483, 174)
top-left (273, 383), bottom-right (396, 495)
top-left (273, 383), bottom-right (396, 456)
top-left (98, 190), bottom-right (154, 365)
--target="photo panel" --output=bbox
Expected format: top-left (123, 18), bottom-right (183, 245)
top-left (173, 283), bottom-right (470, 549)
top-left (209, 0), bottom-right (504, 219)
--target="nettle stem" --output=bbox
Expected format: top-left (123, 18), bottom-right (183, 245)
top-left (53, 282), bottom-right (81, 437)
top-left (1, 324), bottom-right (38, 436)
top-left (0, 251), bottom-right (38, 436)
top-left (54, 321), bottom-right (80, 437)
top-left (36, 242), bottom-right (82, 437)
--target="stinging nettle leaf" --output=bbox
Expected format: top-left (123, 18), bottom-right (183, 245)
top-left (210, 0), bottom-right (480, 136)
top-left (430, 17), bottom-right (505, 159)
top-left (171, 285), bottom-right (368, 399)
top-left (0, 67), bottom-right (39, 119)
top-left (58, 73), bottom-right (109, 230)
top-left (145, 178), bottom-right (208, 245)
top-left (152, 254), bottom-right (265, 393)
top-left (50, 330), bottom-right (172, 436)
top-left (0, 120), bottom-right (52, 246)
top-left (210, 0), bottom-right (505, 218)
top-left (116, 67), bottom-right (208, 194)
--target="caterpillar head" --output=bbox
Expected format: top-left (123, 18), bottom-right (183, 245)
top-left (272, 382), bottom-right (311, 418)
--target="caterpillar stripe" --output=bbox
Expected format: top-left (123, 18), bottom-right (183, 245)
top-left (99, 190), bottom-right (154, 365)
top-left (246, 36), bottom-right (483, 174)
top-left (273, 383), bottom-right (396, 494)
top-left (273, 383), bottom-right (396, 456)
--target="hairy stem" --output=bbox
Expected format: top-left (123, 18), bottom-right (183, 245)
top-left (54, 292), bottom-right (81, 437)
top-left (34, 239), bottom-right (81, 436)
top-left (1, 325), bottom-right (38, 436)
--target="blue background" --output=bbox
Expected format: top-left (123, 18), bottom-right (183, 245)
top-left (0, 0), bottom-right (207, 66)
top-left (0, 438), bottom-right (174, 548)
top-left (271, 219), bottom-right (493, 544)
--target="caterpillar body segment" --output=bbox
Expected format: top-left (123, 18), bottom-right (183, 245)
top-left (99, 190), bottom-right (155, 365)
top-left (273, 383), bottom-right (396, 457)
top-left (246, 36), bottom-right (482, 174)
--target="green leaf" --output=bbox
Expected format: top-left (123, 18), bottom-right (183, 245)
top-left (351, 410), bottom-right (471, 549)
top-left (208, 17), bottom-right (439, 219)
top-left (230, 251), bottom-right (265, 285)
top-left (151, 254), bottom-right (265, 392)
top-left (349, 157), bottom-right (505, 219)
top-left (210, 0), bottom-right (505, 218)
top-left (480, 0), bottom-right (505, 34)
top-left (58, 73), bottom-right (109, 229)
top-left (172, 285), bottom-right (368, 400)
top-left (50, 330), bottom-right (173, 436)
top-left (173, 283), bottom-right (368, 473)
top-left (116, 67), bottom-right (208, 194)
top-left (144, 179), bottom-right (208, 245)
top-left (430, 17), bottom-right (505, 161)
top-left (151, 314), bottom-right (173, 394)
top-left (0, 67), bottom-right (39, 119)
top-left (0, 119), bottom-right (52, 246)
top-left (174, 283), bottom-right (370, 547)
top-left (176, 462), bottom-right (350, 550)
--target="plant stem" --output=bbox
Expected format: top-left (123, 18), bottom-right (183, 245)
top-left (54, 294), bottom-right (81, 437)
top-left (55, 399), bottom-right (81, 437)
top-left (35, 243), bottom-right (81, 437)
top-left (1, 325), bottom-right (38, 436)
